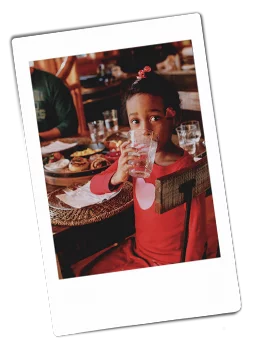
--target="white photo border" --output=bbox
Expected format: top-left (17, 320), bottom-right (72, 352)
top-left (12, 13), bottom-right (241, 336)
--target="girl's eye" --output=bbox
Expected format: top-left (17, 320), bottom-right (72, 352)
top-left (150, 116), bottom-right (161, 122)
top-left (131, 119), bottom-right (140, 125)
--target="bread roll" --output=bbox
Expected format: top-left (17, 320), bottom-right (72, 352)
top-left (69, 157), bottom-right (89, 172)
top-left (90, 157), bottom-right (110, 170)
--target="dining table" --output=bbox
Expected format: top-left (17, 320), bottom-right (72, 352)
top-left (43, 128), bottom-right (207, 279)
top-left (46, 133), bottom-right (206, 230)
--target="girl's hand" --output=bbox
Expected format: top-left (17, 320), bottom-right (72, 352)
top-left (110, 141), bottom-right (138, 186)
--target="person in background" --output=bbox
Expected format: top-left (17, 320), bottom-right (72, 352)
top-left (30, 64), bottom-right (78, 141)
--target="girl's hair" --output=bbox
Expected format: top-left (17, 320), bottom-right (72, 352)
top-left (121, 71), bottom-right (181, 125)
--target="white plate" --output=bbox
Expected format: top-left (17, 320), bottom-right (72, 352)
top-left (41, 141), bottom-right (78, 155)
top-left (44, 159), bottom-right (69, 171)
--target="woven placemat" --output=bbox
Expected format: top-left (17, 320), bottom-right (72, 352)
top-left (48, 181), bottom-right (133, 226)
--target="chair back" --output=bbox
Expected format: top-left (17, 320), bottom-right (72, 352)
top-left (67, 82), bottom-right (87, 136)
top-left (155, 156), bottom-right (211, 214)
top-left (56, 57), bottom-right (88, 136)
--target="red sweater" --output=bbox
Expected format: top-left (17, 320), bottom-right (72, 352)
top-left (90, 152), bottom-right (207, 269)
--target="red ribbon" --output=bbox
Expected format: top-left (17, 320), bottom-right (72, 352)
top-left (166, 107), bottom-right (176, 118)
top-left (136, 66), bottom-right (152, 79)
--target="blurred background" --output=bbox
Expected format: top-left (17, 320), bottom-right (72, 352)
top-left (33, 39), bottom-right (203, 137)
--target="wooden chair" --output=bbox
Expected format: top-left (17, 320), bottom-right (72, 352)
top-left (67, 82), bottom-right (88, 136)
top-left (56, 57), bottom-right (88, 136)
top-left (155, 156), bottom-right (211, 261)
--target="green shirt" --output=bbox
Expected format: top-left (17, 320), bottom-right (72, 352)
top-left (31, 69), bottom-right (78, 137)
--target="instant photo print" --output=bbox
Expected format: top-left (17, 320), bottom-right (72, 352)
top-left (12, 13), bottom-right (240, 336)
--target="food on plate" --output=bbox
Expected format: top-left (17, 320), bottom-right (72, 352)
top-left (43, 152), bottom-right (64, 165)
top-left (104, 132), bottom-right (128, 151)
top-left (89, 153), bottom-right (104, 162)
top-left (107, 139), bottom-right (123, 151)
top-left (90, 157), bottom-right (111, 170)
top-left (44, 151), bottom-right (112, 174)
top-left (44, 159), bottom-right (69, 171)
top-left (69, 157), bottom-right (90, 172)
top-left (70, 147), bottom-right (103, 157)
top-left (52, 152), bottom-right (64, 160)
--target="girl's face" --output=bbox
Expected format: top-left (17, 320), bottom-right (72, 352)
top-left (126, 93), bottom-right (174, 151)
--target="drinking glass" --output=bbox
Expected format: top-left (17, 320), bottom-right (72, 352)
top-left (176, 125), bottom-right (197, 155)
top-left (181, 120), bottom-right (201, 143)
top-left (127, 129), bottom-right (158, 178)
top-left (103, 109), bottom-right (119, 132)
top-left (88, 120), bottom-right (105, 143)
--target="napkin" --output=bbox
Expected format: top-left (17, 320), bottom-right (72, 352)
top-left (41, 141), bottom-right (77, 155)
top-left (56, 181), bottom-right (120, 209)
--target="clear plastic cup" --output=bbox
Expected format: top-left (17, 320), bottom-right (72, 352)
top-left (127, 129), bottom-right (158, 178)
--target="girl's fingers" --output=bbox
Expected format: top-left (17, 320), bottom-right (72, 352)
top-left (126, 163), bottom-right (135, 170)
top-left (120, 140), bottom-right (131, 151)
top-left (121, 147), bottom-right (138, 157)
top-left (121, 155), bottom-right (140, 165)
top-left (122, 164), bottom-right (134, 175)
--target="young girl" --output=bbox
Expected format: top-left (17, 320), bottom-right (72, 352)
top-left (76, 67), bottom-right (207, 276)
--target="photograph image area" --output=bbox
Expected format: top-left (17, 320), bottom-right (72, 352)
top-left (31, 40), bottom-right (219, 279)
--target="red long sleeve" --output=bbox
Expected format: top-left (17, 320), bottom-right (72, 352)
top-left (90, 161), bottom-right (120, 195)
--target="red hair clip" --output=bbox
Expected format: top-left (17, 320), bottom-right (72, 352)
top-left (166, 107), bottom-right (176, 119)
top-left (136, 66), bottom-right (151, 80)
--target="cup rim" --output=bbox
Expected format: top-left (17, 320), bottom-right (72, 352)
top-left (181, 120), bottom-right (199, 125)
top-left (128, 129), bottom-right (159, 140)
top-left (176, 124), bottom-right (197, 132)
top-left (88, 120), bottom-right (104, 125)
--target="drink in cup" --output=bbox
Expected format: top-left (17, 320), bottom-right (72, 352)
top-left (127, 129), bottom-right (158, 178)
top-left (103, 110), bottom-right (119, 132)
top-left (176, 125), bottom-right (197, 155)
top-left (111, 109), bottom-right (119, 131)
top-left (181, 120), bottom-right (201, 143)
top-left (88, 120), bottom-right (105, 142)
